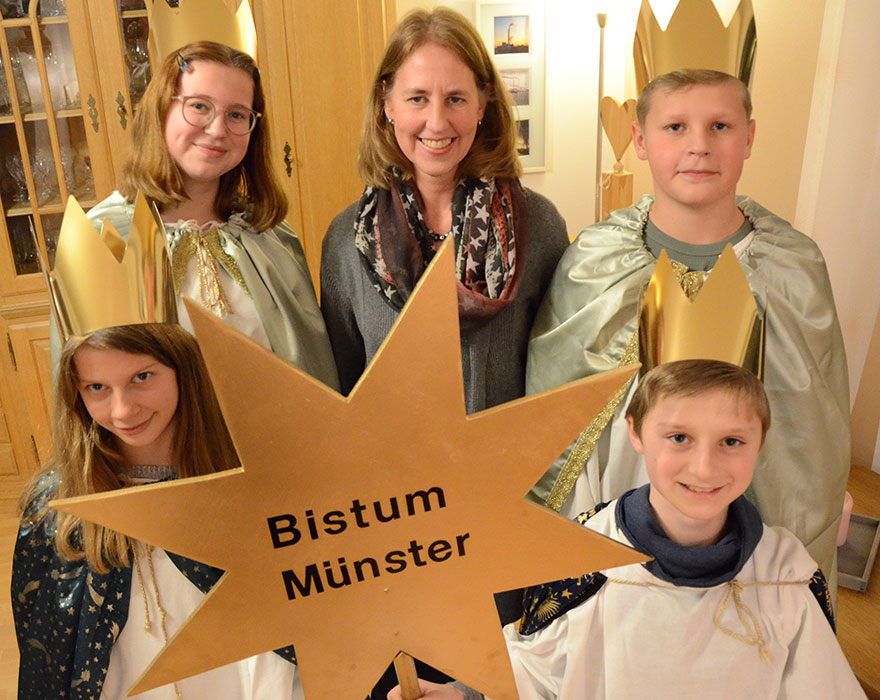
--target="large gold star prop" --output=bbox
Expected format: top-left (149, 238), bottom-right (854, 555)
top-left (52, 242), bottom-right (644, 699)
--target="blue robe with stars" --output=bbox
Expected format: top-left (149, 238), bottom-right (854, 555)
top-left (11, 475), bottom-right (295, 699)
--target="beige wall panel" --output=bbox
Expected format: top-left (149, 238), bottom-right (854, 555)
top-left (736, 0), bottom-right (827, 222)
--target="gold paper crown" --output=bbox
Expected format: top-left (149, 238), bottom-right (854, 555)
top-left (148, 0), bottom-right (257, 61)
top-left (46, 193), bottom-right (177, 341)
top-left (638, 245), bottom-right (764, 377)
top-left (633, 0), bottom-right (756, 93)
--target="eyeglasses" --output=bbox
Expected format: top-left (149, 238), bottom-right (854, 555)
top-left (172, 95), bottom-right (261, 135)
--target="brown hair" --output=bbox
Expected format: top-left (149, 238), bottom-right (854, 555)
top-left (626, 359), bottom-right (770, 441)
top-left (636, 69), bottom-right (752, 126)
top-left (119, 41), bottom-right (286, 230)
top-left (358, 7), bottom-right (522, 189)
top-left (21, 324), bottom-right (238, 573)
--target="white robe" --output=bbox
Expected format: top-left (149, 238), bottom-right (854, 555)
top-left (102, 545), bottom-right (304, 700)
top-left (499, 505), bottom-right (866, 700)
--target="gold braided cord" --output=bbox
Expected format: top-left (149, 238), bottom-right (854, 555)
top-left (606, 576), bottom-right (811, 664)
top-left (714, 579), bottom-right (773, 664)
top-left (544, 262), bottom-right (706, 512)
top-left (133, 544), bottom-right (151, 632)
top-left (545, 330), bottom-right (639, 511)
top-left (134, 544), bottom-right (182, 699)
top-left (171, 223), bottom-right (251, 317)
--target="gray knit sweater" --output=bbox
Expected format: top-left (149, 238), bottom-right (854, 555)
top-left (320, 188), bottom-right (569, 415)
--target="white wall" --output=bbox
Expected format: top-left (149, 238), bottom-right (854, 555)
top-left (520, 1), bottom-right (642, 238)
top-left (794, 0), bottom-right (880, 470)
top-left (796, 0), bottom-right (880, 401)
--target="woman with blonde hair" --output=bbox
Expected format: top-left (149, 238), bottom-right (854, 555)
top-left (13, 323), bottom-right (302, 698)
top-left (321, 7), bottom-right (568, 413)
top-left (85, 41), bottom-right (338, 388)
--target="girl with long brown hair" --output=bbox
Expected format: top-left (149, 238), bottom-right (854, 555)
top-left (13, 324), bottom-right (301, 698)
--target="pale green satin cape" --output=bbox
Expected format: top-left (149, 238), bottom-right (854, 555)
top-left (80, 192), bottom-right (340, 390)
top-left (526, 195), bottom-right (850, 595)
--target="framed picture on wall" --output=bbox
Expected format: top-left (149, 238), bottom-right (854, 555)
top-left (477, 1), bottom-right (546, 171)
top-left (500, 68), bottom-right (530, 106)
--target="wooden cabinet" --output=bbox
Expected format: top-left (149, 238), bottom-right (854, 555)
top-left (0, 1), bottom-right (112, 302)
top-left (0, 304), bottom-right (51, 477)
top-left (82, 0), bottom-right (152, 180)
top-left (0, 0), bottom-right (118, 481)
top-left (0, 0), bottom-right (394, 481)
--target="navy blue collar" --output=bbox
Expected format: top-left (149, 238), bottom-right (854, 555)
top-left (616, 484), bottom-right (764, 587)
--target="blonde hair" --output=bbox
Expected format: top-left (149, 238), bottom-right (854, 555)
top-left (119, 41), bottom-right (287, 231)
top-left (636, 69), bottom-right (752, 126)
top-left (626, 359), bottom-right (770, 441)
top-left (358, 7), bottom-right (522, 189)
top-left (21, 324), bottom-right (238, 573)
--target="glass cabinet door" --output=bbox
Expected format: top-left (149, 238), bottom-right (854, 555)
top-left (0, 0), bottom-right (108, 298)
top-left (119, 0), bottom-right (150, 108)
top-left (84, 0), bottom-right (152, 187)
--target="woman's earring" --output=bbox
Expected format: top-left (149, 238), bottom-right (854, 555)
top-left (388, 117), bottom-right (395, 126)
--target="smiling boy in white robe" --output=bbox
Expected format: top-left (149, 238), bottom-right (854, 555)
top-left (390, 360), bottom-right (866, 700)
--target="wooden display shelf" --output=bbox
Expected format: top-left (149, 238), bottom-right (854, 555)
top-left (838, 465), bottom-right (880, 700)
top-left (1, 16), bottom-right (68, 27)
top-left (23, 108), bottom-right (84, 121)
top-left (0, 109), bottom-right (85, 125)
top-left (37, 16), bottom-right (69, 25)
top-left (5, 199), bottom-right (95, 218)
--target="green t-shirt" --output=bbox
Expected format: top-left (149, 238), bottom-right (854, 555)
top-left (645, 217), bottom-right (752, 271)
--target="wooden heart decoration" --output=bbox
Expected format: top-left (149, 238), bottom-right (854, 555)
top-left (600, 96), bottom-right (637, 163)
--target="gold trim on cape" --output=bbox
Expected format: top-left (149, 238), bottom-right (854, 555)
top-left (544, 262), bottom-right (705, 511)
top-left (171, 223), bottom-right (251, 317)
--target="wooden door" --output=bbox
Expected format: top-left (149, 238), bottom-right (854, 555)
top-left (0, 375), bottom-right (23, 477)
top-left (255, 0), bottom-right (394, 291)
top-left (252, 0), bottom-right (305, 240)
top-left (84, 0), bottom-right (152, 188)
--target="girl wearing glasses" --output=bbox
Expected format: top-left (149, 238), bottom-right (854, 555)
top-left (85, 41), bottom-right (339, 389)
